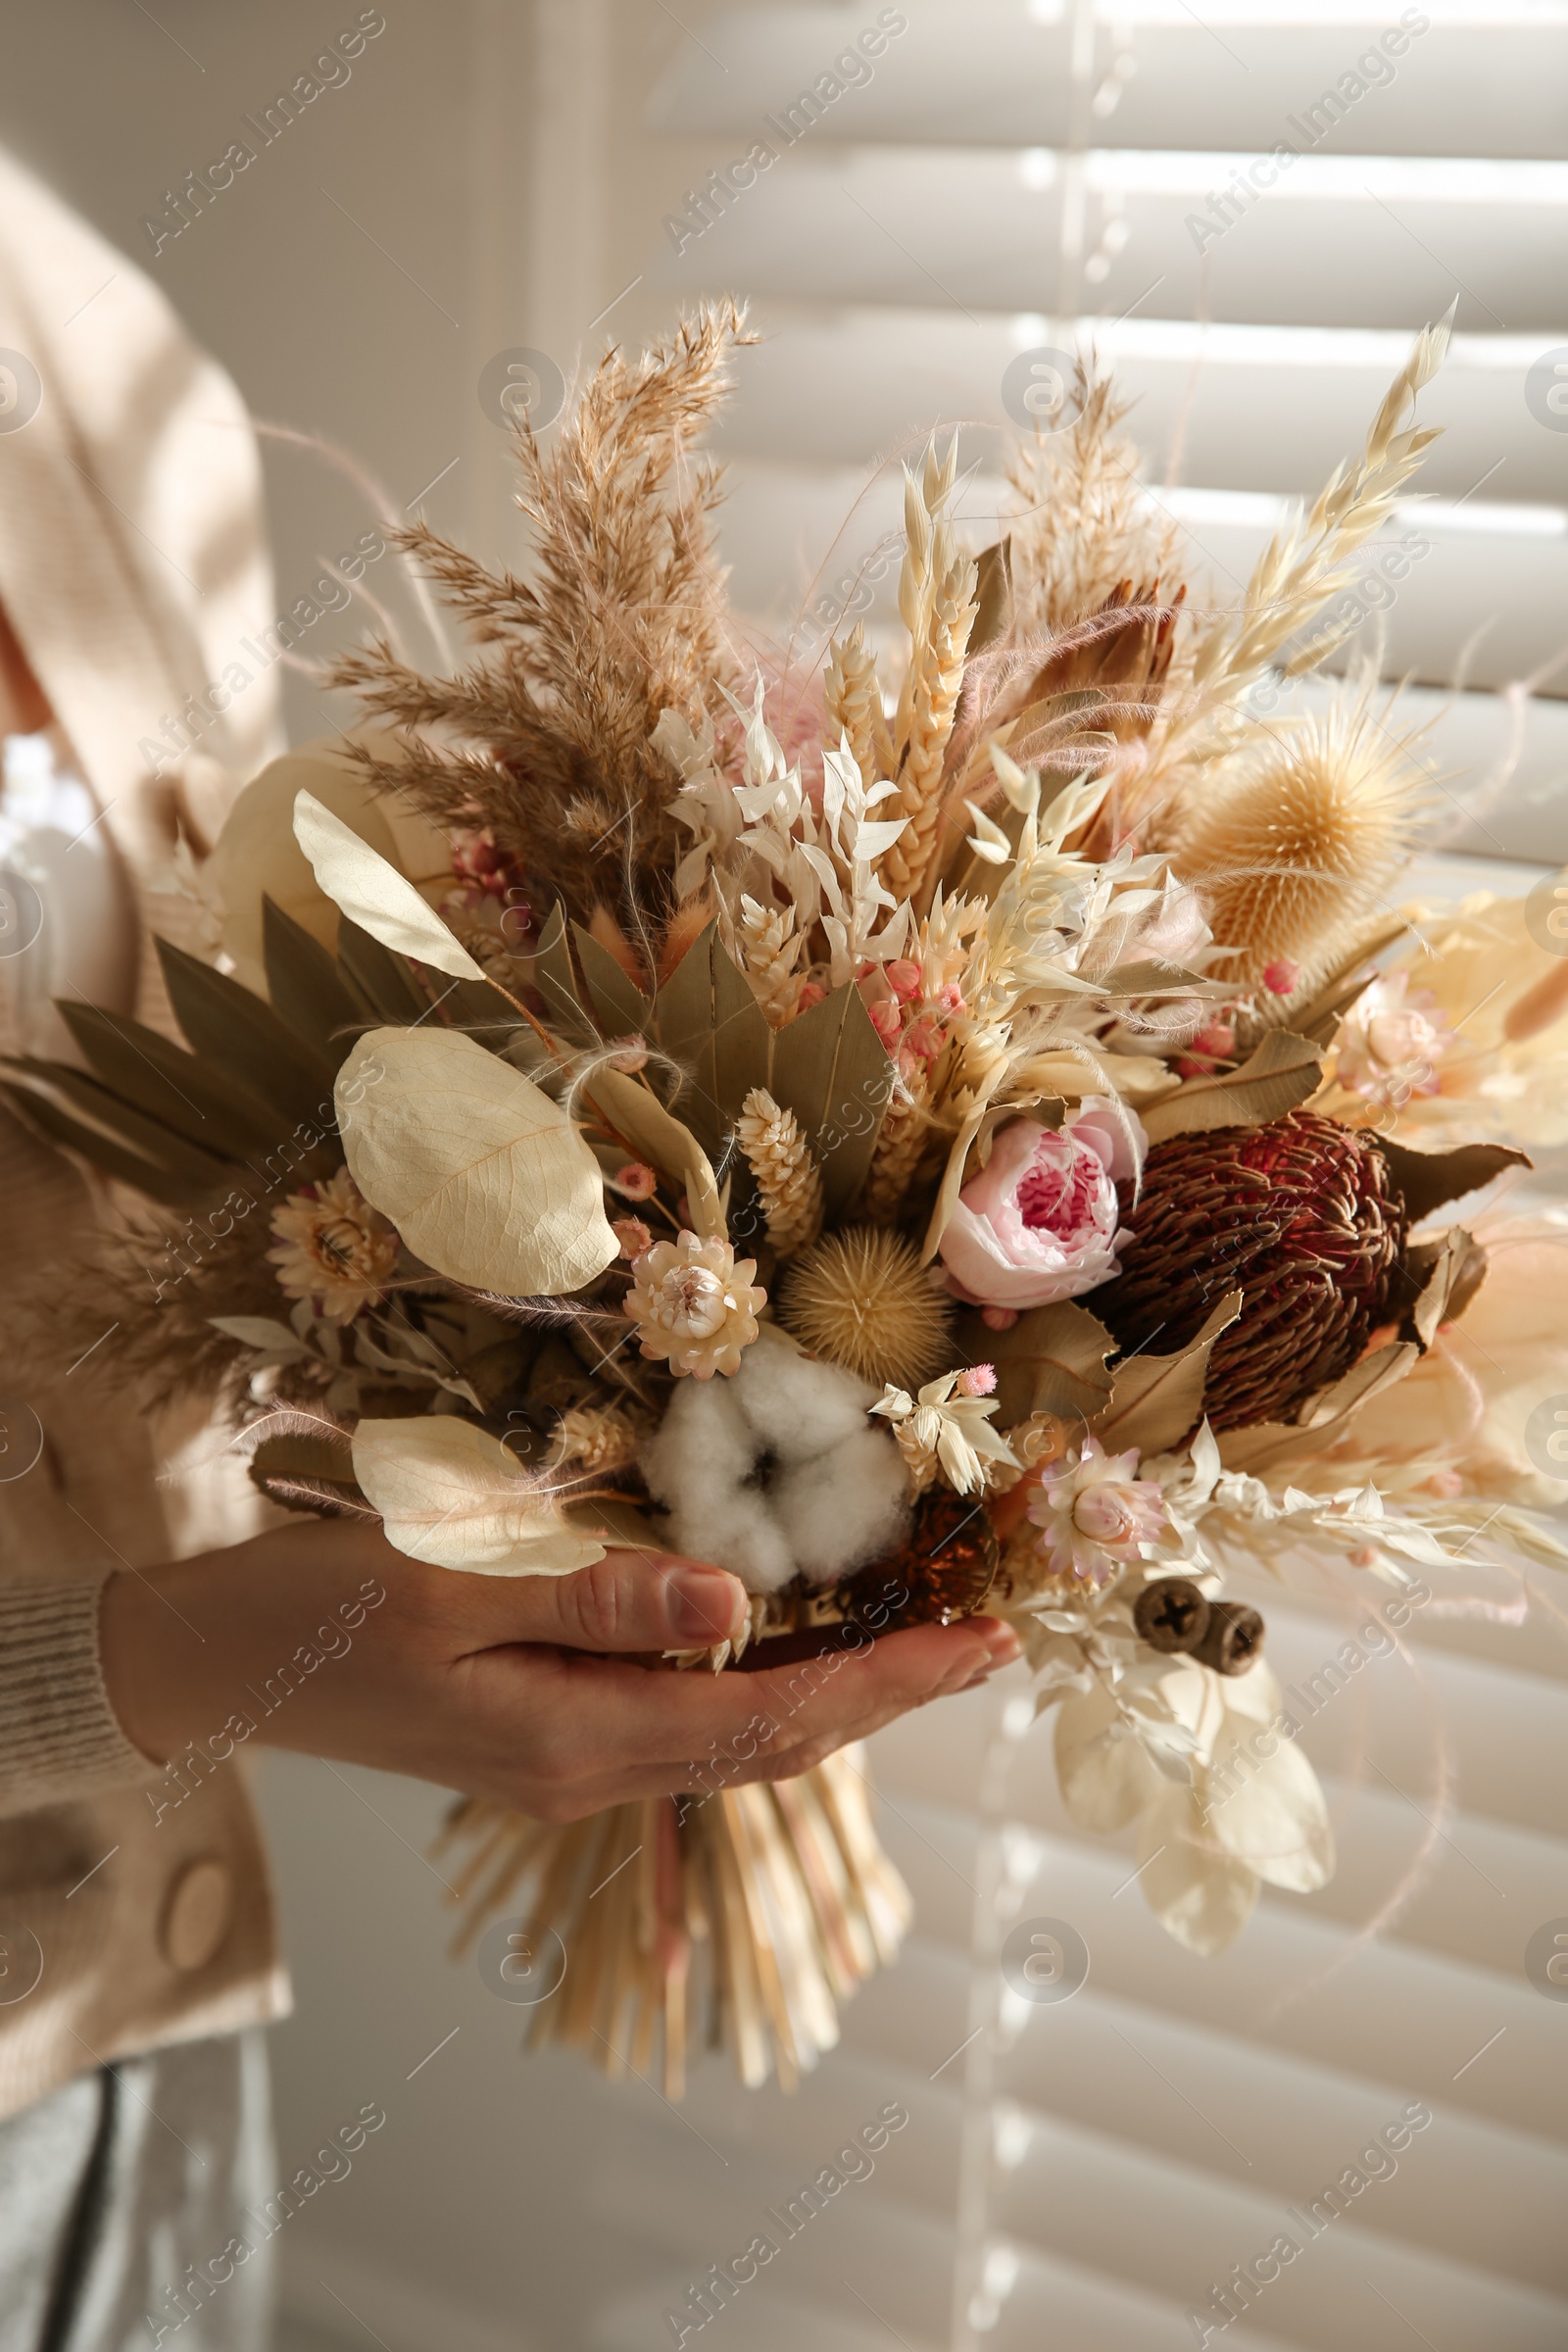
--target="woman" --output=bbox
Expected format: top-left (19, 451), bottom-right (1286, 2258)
top-left (0, 150), bottom-right (1018, 2350)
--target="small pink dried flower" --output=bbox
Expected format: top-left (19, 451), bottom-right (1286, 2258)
top-left (1262, 958), bottom-right (1300, 996)
top-left (868, 999), bottom-right (903, 1049)
top-left (886, 958), bottom-right (922, 1002)
top-left (614, 1161), bottom-right (658, 1200)
top-left (956, 1363), bottom-right (997, 1396)
top-left (981, 1305), bottom-right (1020, 1333)
top-left (612, 1216), bottom-right (653, 1260)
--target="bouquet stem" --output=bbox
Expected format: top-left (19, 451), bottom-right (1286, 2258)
top-left (434, 1745), bottom-right (910, 2097)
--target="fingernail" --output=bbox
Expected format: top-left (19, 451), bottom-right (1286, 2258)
top-left (666, 1567), bottom-right (744, 1645)
top-left (978, 1622), bottom-right (1023, 1667)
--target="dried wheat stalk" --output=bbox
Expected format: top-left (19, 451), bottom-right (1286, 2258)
top-left (879, 553), bottom-right (979, 904)
top-left (824, 620), bottom-right (895, 785)
top-left (736, 1089), bottom-right (823, 1255)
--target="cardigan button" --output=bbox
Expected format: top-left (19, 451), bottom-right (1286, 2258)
top-left (162, 1858), bottom-right (233, 1972)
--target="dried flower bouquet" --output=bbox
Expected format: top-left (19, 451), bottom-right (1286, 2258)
top-left (10, 304), bottom-right (1566, 2093)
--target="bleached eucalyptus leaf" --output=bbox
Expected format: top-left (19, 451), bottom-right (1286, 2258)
top-left (293, 790), bottom-right (485, 981)
top-left (352, 1416), bottom-right (604, 1576)
top-left (1136, 1784), bottom-right (1260, 1955)
top-left (336, 1027), bottom-right (617, 1296)
top-left (1054, 1682), bottom-right (1165, 1835)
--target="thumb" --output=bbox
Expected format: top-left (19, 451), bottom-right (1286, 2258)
top-left (478, 1544), bottom-right (750, 1656)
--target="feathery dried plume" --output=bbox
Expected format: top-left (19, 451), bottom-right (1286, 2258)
top-left (327, 304), bottom-right (757, 934)
top-left (736, 1088), bottom-right (823, 1255)
top-left (1179, 674), bottom-right (1432, 992)
top-left (777, 1226), bottom-right (954, 1389)
top-left (825, 620), bottom-right (895, 786)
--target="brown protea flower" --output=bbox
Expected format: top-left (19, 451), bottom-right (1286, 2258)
top-left (1097, 1111), bottom-right (1406, 1430)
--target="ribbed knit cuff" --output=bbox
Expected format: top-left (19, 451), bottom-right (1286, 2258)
top-left (0, 1567), bottom-right (157, 1818)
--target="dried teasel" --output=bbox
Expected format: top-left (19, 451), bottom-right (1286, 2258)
top-left (775, 1226), bottom-right (954, 1390)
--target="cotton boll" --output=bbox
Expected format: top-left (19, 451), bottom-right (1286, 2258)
top-left (640, 1334), bottom-right (911, 1596)
top-left (641, 1377), bottom-right (796, 1592)
top-left (772, 1425), bottom-right (911, 1586)
top-left (730, 1334), bottom-right (879, 1462)
top-left (641, 1373), bottom-right (753, 1508)
top-left (671, 1478), bottom-right (797, 1593)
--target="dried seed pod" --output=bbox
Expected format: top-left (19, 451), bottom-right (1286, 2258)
top-left (1133, 1576), bottom-right (1211, 1655)
top-left (1194, 1598), bottom-right (1265, 1677)
top-left (840, 1484), bottom-right (999, 1630)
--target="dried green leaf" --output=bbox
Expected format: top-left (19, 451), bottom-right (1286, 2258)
top-left (572, 924), bottom-right (651, 1040)
top-left (768, 979), bottom-right (894, 1218)
top-left (1140, 1030), bottom-right (1323, 1144)
top-left (333, 917), bottom-right (431, 1025)
top-left (1094, 1292), bottom-right (1243, 1457)
top-left (532, 904), bottom-right (593, 1042)
top-left (2, 1056), bottom-right (242, 1192)
top-left (0, 1076), bottom-right (213, 1207)
top-left (56, 1001), bottom-right (287, 1160)
top-left (156, 937), bottom-right (338, 1130)
top-left (263, 896), bottom-right (375, 1063)
top-left (1371, 1134), bottom-right (1530, 1225)
top-left (974, 1298), bottom-right (1115, 1430)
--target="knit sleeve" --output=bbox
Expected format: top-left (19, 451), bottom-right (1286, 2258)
top-left (0, 1566), bottom-right (157, 1818)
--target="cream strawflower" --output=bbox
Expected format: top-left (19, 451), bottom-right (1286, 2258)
top-left (870, 1369), bottom-right (1020, 1496)
top-left (1027, 1434), bottom-right (1169, 1586)
top-left (269, 1168), bottom-right (398, 1323)
top-left (624, 1230), bottom-right (765, 1379)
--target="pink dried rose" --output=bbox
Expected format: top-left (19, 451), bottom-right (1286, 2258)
top-left (938, 1100), bottom-right (1145, 1312)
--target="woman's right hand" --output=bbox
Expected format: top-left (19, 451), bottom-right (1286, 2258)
top-left (99, 1518), bottom-right (1021, 1822)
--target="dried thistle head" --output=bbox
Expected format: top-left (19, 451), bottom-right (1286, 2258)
top-left (1177, 677), bottom-right (1432, 992)
top-left (776, 1226), bottom-right (955, 1390)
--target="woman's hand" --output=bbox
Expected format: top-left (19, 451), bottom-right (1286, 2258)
top-left (99, 1519), bottom-right (1021, 1823)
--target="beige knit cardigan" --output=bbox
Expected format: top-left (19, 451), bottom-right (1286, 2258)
top-left (0, 147), bottom-right (291, 2122)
